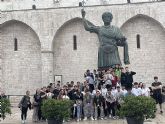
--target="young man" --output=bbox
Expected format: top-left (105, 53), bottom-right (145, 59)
top-left (125, 87), bottom-right (135, 97)
top-left (132, 82), bottom-right (142, 96)
top-left (125, 67), bottom-right (136, 89)
top-left (86, 72), bottom-right (95, 93)
top-left (97, 70), bottom-right (105, 90)
top-left (100, 84), bottom-right (108, 119)
top-left (104, 70), bottom-right (114, 89)
top-left (115, 86), bottom-right (124, 110)
top-left (120, 68), bottom-right (127, 87)
top-left (93, 69), bottom-right (99, 87)
top-left (151, 76), bottom-right (163, 113)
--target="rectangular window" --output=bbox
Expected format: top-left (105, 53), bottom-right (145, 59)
top-left (137, 34), bottom-right (140, 49)
top-left (73, 35), bottom-right (77, 50)
top-left (32, 5), bottom-right (36, 9)
top-left (14, 38), bottom-right (18, 51)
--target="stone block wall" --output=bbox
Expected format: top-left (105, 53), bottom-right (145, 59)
top-left (53, 18), bottom-right (99, 84)
top-left (0, 21), bottom-right (42, 95)
top-left (0, 0), bottom-right (157, 11)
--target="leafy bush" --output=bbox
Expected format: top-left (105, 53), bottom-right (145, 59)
top-left (117, 96), bottom-right (156, 120)
top-left (41, 99), bottom-right (72, 120)
top-left (0, 98), bottom-right (11, 120)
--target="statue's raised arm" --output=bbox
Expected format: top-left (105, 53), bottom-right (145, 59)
top-left (81, 9), bottom-right (99, 33)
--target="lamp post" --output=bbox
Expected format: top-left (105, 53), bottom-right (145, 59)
top-left (79, 0), bottom-right (87, 10)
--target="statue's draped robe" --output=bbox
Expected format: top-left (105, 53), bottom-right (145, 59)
top-left (98, 26), bottom-right (123, 68)
top-left (83, 19), bottom-right (130, 68)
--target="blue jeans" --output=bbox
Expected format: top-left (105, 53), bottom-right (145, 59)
top-left (77, 104), bottom-right (82, 119)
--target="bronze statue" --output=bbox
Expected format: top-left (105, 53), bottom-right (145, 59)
top-left (81, 9), bottom-right (130, 69)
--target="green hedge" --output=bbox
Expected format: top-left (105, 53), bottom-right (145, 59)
top-left (41, 99), bottom-right (72, 120)
top-left (0, 98), bottom-right (11, 120)
top-left (117, 96), bottom-right (156, 120)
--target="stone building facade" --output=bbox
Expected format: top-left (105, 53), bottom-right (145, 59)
top-left (0, 0), bottom-right (165, 95)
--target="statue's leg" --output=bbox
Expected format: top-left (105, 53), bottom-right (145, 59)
top-left (123, 41), bottom-right (130, 65)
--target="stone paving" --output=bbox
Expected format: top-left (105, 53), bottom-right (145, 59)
top-left (1, 103), bottom-right (165, 124)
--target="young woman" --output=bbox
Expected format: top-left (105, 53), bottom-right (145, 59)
top-left (141, 83), bottom-right (150, 97)
top-left (46, 89), bottom-right (54, 99)
top-left (57, 89), bottom-right (69, 100)
top-left (19, 90), bottom-right (31, 124)
top-left (105, 89), bottom-right (116, 119)
top-left (101, 84), bottom-right (108, 119)
top-left (83, 89), bottom-right (94, 121)
top-left (32, 89), bottom-right (42, 122)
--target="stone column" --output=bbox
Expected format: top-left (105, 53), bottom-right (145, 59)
top-left (0, 58), bottom-right (2, 91)
top-left (0, 25), bottom-right (2, 91)
top-left (41, 51), bottom-right (54, 87)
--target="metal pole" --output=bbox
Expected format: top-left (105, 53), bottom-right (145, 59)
top-left (82, 0), bottom-right (85, 10)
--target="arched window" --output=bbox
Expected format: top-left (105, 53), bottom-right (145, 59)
top-left (32, 5), bottom-right (36, 10)
top-left (73, 35), bottom-right (77, 50)
top-left (136, 34), bottom-right (140, 49)
top-left (79, 2), bottom-right (82, 7)
top-left (14, 38), bottom-right (18, 51)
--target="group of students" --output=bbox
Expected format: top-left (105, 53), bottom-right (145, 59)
top-left (18, 66), bottom-right (165, 123)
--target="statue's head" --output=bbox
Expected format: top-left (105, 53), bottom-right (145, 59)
top-left (102, 12), bottom-right (113, 23)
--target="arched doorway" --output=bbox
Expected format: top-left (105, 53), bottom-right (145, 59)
top-left (53, 18), bottom-right (99, 84)
top-left (121, 14), bottom-right (165, 83)
top-left (0, 20), bottom-right (42, 95)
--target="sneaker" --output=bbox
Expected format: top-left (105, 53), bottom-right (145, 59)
top-left (115, 116), bottom-right (119, 119)
top-left (21, 120), bottom-right (25, 124)
top-left (83, 117), bottom-right (87, 121)
top-left (101, 117), bottom-right (104, 120)
top-left (112, 116), bottom-right (116, 120)
top-left (94, 118), bottom-right (97, 120)
top-left (104, 117), bottom-right (107, 120)
top-left (67, 118), bottom-right (71, 122)
top-left (91, 117), bottom-right (94, 121)
top-left (77, 118), bottom-right (80, 122)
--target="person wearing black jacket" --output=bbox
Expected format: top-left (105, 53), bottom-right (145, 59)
top-left (52, 84), bottom-right (60, 99)
top-left (125, 67), bottom-right (136, 89)
top-left (68, 85), bottom-right (78, 119)
top-left (75, 89), bottom-right (83, 122)
top-left (93, 90), bottom-right (104, 120)
top-left (120, 67), bottom-right (126, 87)
top-left (18, 90), bottom-right (31, 124)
